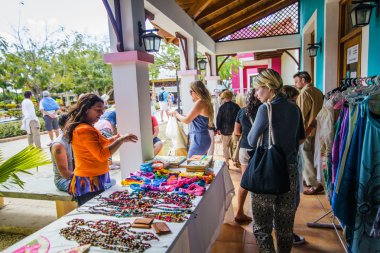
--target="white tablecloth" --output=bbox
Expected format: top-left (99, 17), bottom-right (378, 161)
top-left (6, 160), bottom-right (234, 253)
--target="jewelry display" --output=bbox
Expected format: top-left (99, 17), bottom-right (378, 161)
top-left (60, 219), bottom-right (158, 252)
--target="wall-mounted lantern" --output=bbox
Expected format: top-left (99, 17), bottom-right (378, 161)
top-left (307, 39), bottom-right (322, 58)
top-left (138, 21), bottom-right (162, 53)
top-left (197, 58), bottom-right (207, 70)
top-left (350, 0), bottom-right (379, 27)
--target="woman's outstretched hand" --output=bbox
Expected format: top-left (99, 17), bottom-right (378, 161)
top-left (120, 133), bottom-right (138, 143)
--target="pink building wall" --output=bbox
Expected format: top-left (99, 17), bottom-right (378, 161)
top-left (231, 57), bottom-right (282, 94)
top-left (272, 57), bottom-right (281, 75)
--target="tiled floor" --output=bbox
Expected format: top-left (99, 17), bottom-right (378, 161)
top-left (210, 158), bottom-right (346, 253)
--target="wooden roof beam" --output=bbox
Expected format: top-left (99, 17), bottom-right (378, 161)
top-left (187, 0), bottom-right (214, 19)
top-left (202, 0), bottom-right (266, 32)
top-left (210, 0), bottom-right (297, 40)
top-left (195, 0), bottom-right (243, 23)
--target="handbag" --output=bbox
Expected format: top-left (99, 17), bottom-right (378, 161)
top-left (240, 102), bottom-right (290, 194)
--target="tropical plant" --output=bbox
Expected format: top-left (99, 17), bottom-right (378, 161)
top-left (0, 146), bottom-right (51, 189)
top-left (149, 42), bottom-right (180, 80)
top-left (218, 56), bottom-right (241, 89)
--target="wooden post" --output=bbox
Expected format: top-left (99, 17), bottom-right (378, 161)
top-left (0, 197), bottom-right (4, 209)
top-left (55, 200), bottom-right (77, 218)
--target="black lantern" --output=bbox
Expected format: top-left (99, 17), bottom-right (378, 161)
top-left (350, 0), bottom-right (379, 27)
top-left (307, 39), bottom-right (322, 58)
top-left (138, 21), bottom-right (162, 53)
top-left (197, 58), bottom-right (207, 70)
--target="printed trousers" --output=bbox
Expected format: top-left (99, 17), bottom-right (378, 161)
top-left (251, 163), bottom-right (297, 253)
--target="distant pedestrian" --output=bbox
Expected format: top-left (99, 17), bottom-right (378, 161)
top-left (39, 90), bottom-right (60, 144)
top-left (158, 86), bottom-right (169, 122)
top-left (21, 91), bottom-right (41, 148)
top-left (216, 90), bottom-right (240, 167)
top-left (294, 71), bottom-right (324, 195)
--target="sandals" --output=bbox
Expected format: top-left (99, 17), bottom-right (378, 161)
top-left (303, 184), bottom-right (324, 195)
top-left (234, 215), bottom-right (252, 224)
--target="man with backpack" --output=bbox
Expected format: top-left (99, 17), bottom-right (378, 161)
top-left (158, 86), bottom-right (169, 122)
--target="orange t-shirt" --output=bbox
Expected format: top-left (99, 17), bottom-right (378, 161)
top-left (72, 123), bottom-right (111, 177)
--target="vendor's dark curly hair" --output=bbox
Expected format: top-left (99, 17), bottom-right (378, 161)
top-left (64, 93), bottom-right (104, 143)
top-left (245, 89), bottom-right (262, 119)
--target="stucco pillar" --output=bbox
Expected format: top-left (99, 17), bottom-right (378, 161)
top-left (104, 0), bottom-right (153, 179)
top-left (178, 37), bottom-right (198, 115)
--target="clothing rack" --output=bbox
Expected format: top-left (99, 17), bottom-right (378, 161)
top-left (307, 74), bottom-right (380, 253)
top-left (306, 211), bottom-right (348, 253)
top-left (325, 75), bottom-right (380, 98)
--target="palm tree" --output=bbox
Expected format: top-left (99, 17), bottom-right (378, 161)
top-left (0, 146), bottom-right (51, 189)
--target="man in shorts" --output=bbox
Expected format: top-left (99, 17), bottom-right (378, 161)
top-left (39, 91), bottom-right (60, 145)
top-left (158, 86), bottom-right (169, 122)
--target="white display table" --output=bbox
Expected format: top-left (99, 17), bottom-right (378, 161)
top-left (6, 161), bottom-right (234, 253)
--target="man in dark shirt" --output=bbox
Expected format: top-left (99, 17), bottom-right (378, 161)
top-left (216, 90), bottom-right (241, 167)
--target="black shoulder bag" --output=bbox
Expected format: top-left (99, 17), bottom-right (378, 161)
top-left (240, 102), bottom-right (290, 194)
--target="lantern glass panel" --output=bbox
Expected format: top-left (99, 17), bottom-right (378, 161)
top-left (308, 47), bottom-right (317, 57)
top-left (198, 60), bottom-right (207, 70)
top-left (358, 8), bottom-right (370, 25)
top-left (142, 33), bottom-right (161, 53)
top-left (351, 9), bottom-right (357, 26)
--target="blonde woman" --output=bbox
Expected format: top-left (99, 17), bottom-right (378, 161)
top-left (247, 69), bottom-right (305, 252)
top-left (172, 81), bottom-right (214, 158)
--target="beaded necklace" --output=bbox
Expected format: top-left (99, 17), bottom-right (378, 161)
top-left (84, 190), bottom-right (194, 222)
top-left (60, 219), bottom-right (158, 252)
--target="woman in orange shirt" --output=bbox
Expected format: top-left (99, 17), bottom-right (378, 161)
top-left (65, 94), bottom-right (138, 206)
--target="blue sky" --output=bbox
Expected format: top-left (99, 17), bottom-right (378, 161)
top-left (0, 0), bottom-right (109, 42)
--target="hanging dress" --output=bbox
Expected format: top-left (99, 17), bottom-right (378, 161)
top-left (332, 105), bottom-right (358, 210)
top-left (331, 104), bottom-right (367, 247)
top-left (351, 101), bottom-right (380, 253)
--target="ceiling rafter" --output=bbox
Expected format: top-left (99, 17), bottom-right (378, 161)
top-left (176, 0), bottom-right (195, 6)
top-left (201, 0), bottom-right (267, 32)
top-left (178, 3), bottom-right (194, 9)
top-left (195, 0), bottom-right (243, 23)
top-left (187, 0), bottom-right (214, 19)
top-left (210, 0), bottom-right (297, 40)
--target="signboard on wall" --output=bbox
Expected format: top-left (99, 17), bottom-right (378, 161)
top-left (347, 44), bottom-right (359, 64)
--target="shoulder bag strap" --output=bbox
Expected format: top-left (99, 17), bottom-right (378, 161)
top-left (249, 115), bottom-right (263, 147)
top-left (264, 102), bottom-right (275, 147)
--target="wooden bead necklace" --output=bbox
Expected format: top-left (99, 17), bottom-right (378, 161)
top-left (60, 219), bottom-right (158, 252)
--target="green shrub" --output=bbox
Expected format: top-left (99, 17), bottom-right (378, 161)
top-left (7, 109), bottom-right (23, 119)
top-left (0, 118), bottom-right (46, 139)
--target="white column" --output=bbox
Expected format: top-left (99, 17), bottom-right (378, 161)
top-left (178, 37), bottom-right (198, 115)
top-left (179, 70), bottom-right (199, 115)
top-left (323, 1), bottom-right (339, 93)
top-left (104, 0), bottom-right (153, 179)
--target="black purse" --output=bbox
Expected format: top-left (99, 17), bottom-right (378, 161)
top-left (240, 102), bottom-right (290, 194)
